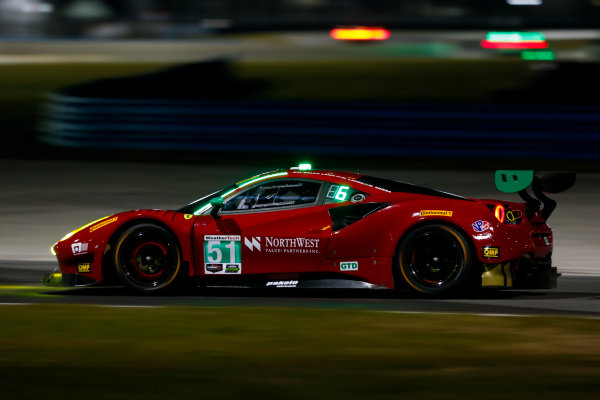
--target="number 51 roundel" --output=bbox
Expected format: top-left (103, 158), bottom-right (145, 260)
top-left (203, 235), bottom-right (242, 274)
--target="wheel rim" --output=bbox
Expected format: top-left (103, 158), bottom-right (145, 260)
top-left (116, 227), bottom-right (181, 289)
top-left (130, 241), bottom-right (167, 279)
top-left (402, 229), bottom-right (465, 289)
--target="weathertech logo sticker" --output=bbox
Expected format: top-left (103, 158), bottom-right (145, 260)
top-left (90, 217), bottom-right (118, 232)
top-left (420, 210), bottom-right (453, 217)
top-left (482, 247), bottom-right (500, 258)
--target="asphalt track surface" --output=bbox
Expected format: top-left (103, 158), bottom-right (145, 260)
top-left (1, 260), bottom-right (600, 317)
top-left (1, 160), bottom-right (599, 317)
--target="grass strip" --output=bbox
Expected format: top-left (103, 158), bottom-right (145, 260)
top-left (0, 304), bottom-right (599, 399)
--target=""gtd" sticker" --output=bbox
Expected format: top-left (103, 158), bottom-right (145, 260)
top-left (340, 261), bottom-right (358, 271)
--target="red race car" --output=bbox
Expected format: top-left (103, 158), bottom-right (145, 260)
top-left (46, 166), bottom-right (575, 296)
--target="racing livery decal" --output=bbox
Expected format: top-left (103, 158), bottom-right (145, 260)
top-left (266, 280), bottom-right (299, 288)
top-left (204, 235), bottom-right (242, 274)
top-left (71, 242), bottom-right (88, 255)
top-left (472, 220), bottom-right (491, 232)
top-left (420, 210), bottom-right (453, 217)
top-left (482, 246), bottom-right (500, 258)
top-left (89, 217), bottom-right (118, 232)
top-left (244, 236), bottom-right (320, 254)
top-left (77, 263), bottom-right (91, 273)
top-left (340, 261), bottom-right (359, 271)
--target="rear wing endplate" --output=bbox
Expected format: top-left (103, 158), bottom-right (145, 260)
top-left (495, 170), bottom-right (576, 220)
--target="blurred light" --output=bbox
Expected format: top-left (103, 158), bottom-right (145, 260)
top-left (298, 163), bottom-right (312, 170)
top-left (494, 205), bottom-right (506, 223)
top-left (481, 32), bottom-right (548, 49)
top-left (21, 1), bottom-right (53, 13)
top-left (521, 50), bottom-right (556, 60)
top-left (486, 32), bottom-right (546, 42)
top-left (507, 0), bottom-right (542, 5)
top-left (331, 27), bottom-right (390, 41)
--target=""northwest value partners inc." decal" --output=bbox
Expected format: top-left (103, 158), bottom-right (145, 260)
top-left (244, 237), bottom-right (320, 254)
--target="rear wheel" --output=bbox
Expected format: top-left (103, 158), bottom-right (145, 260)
top-left (114, 223), bottom-right (183, 292)
top-left (398, 224), bottom-right (474, 296)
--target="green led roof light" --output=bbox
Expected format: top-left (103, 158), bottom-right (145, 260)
top-left (234, 172), bottom-right (288, 191)
top-left (298, 163), bottom-right (312, 171)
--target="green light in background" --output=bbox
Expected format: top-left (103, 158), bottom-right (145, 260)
top-left (298, 163), bottom-right (312, 171)
top-left (486, 32), bottom-right (546, 42)
top-left (521, 50), bottom-right (556, 61)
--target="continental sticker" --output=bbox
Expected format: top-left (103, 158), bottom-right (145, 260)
top-left (77, 263), bottom-right (91, 273)
top-left (90, 217), bottom-right (118, 232)
top-left (482, 246), bottom-right (500, 258)
top-left (420, 210), bottom-right (453, 217)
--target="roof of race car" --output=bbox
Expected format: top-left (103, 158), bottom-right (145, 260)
top-left (237, 168), bottom-right (469, 201)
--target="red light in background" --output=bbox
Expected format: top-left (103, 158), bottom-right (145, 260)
top-left (331, 27), bottom-right (390, 41)
top-left (480, 40), bottom-right (548, 50)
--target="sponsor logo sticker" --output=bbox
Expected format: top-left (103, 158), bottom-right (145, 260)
top-left (225, 264), bottom-right (241, 274)
top-left (350, 194), bottom-right (366, 203)
top-left (340, 261), bottom-right (358, 271)
top-left (77, 263), bottom-right (91, 273)
top-left (482, 246), bottom-right (500, 258)
top-left (472, 220), bottom-right (491, 232)
top-left (420, 210), bottom-right (453, 217)
top-left (244, 236), bottom-right (321, 254)
top-left (90, 216), bottom-right (118, 232)
top-left (71, 242), bottom-right (88, 255)
top-left (204, 235), bottom-right (242, 274)
top-left (205, 264), bottom-right (224, 273)
top-left (266, 280), bottom-right (299, 288)
top-left (244, 237), bottom-right (261, 252)
top-left (184, 214), bottom-right (194, 220)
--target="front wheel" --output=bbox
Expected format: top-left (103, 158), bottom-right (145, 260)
top-left (114, 223), bottom-right (184, 292)
top-left (397, 224), bottom-right (474, 296)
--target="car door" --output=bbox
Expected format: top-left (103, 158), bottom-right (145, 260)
top-left (195, 178), bottom-right (332, 276)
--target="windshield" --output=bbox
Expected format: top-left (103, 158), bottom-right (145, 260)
top-left (177, 186), bottom-right (235, 215)
top-left (177, 170), bottom-right (288, 215)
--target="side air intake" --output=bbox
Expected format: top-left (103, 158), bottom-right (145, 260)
top-left (328, 203), bottom-right (389, 231)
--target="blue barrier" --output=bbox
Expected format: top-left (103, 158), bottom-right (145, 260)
top-left (39, 93), bottom-right (600, 159)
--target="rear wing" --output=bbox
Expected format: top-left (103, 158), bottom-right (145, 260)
top-left (495, 170), bottom-right (576, 220)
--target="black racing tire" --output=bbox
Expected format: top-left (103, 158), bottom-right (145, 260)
top-left (113, 223), bottom-right (184, 293)
top-left (397, 224), bottom-right (474, 297)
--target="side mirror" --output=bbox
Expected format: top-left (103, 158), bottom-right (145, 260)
top-left (209, 197), bottom-right (224, 219)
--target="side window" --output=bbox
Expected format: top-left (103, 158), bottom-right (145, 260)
top-left (222, 180), bottom-right (322, 212)
top-left (324, 184), bottom-right (369, 204)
